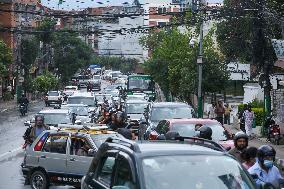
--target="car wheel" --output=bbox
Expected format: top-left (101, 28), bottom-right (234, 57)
top-left (30, 170), bottom-right (49, 189)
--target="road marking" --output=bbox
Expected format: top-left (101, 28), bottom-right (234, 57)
top-left (0, 147), bottom-right (23, 159)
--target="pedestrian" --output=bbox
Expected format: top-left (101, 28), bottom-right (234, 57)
top-left (238, 104), bottom-right (248, 133)
top-left (243, 105), bottom-right (255, 138)
top-left (224, 104), bottom-right (232, 125)
top-left (215, 100), bottom-right (225, 125)
top-left (208, 102), bottom-right (216, 119)
top-left (29, 115), bottom-right (49, 142)
top-left (229, 131), bottom-right (248, 163)
top-left (241, 147), bottom-right (258, 170)
top-left (248, 145), bottom-right (283, 188)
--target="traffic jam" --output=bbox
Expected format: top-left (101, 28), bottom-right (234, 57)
top-left (20, 65), bottom-right (283, 189)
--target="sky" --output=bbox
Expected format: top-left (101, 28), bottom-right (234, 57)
top-left (42, 0), bottom-right (223, 10)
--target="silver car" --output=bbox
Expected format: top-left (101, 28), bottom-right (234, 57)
top-left (21, 129), bottom-right (120, 189)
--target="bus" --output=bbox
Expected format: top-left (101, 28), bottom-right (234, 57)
top-left (127, 75), bottom-right (156, 101)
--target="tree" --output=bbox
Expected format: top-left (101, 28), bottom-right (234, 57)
top-left (0, 40), bottom-right (12, 77)
top-left (141, 28), bottom-right (229, 104)
top-left (32, 71), bottom-right (58, 93)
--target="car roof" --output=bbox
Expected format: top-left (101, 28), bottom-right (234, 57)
top-left (166, 118), bottom-right (220, 125)
top-left (62, 104), bottom-right (88, 107)
top-left (151, 102), bottom-right (191, 108)
top-left (126, 100), bottom-right (148, 104)
top-left (70, 92), bottom-right (94, 97)
top-left (39, 109), bottom-right (70, 114)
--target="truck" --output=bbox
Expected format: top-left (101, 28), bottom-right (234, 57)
top-left (127, 74), bottom-right (156, 101)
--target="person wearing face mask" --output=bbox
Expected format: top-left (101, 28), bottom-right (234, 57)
top-left (229, 131), bottom-right (248, 163)
top-left (248, 145), bottom-right (283, 188)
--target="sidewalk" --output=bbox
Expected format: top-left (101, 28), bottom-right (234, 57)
top-left (0, 98), bottom-right (40, 113)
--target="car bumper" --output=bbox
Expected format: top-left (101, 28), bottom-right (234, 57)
top-left (45, 100), bottom-right (62, 104)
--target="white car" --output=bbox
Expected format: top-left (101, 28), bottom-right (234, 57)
top-left (44, 91), bottom-right (63, 106)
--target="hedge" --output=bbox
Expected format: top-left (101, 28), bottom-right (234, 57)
top-left (238, 104), bottom-right (264, 126)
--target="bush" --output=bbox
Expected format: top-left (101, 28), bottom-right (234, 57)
top-left (252, 108), bottom-right (264, 126)
top-left (3, 91), bottom-right (13, 101)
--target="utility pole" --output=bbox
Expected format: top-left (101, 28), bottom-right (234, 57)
top-left (197, 0), bottom-right (204, 118)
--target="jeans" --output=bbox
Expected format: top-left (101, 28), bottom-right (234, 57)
top-left (216, 116), bottom-right (224, 125)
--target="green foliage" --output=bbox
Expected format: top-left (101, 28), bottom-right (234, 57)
top-left (32, 71), bottom-right (58, 93)
top-left (141, 28), bottom-right (229, 103)
top-left (53, 32), bottom-right (93, 84)
top-left (253, 108), bottom-right (264, 126)
top-left (21, 37), bottom-right (39, 67)
top-left (2, 91), bottom-right (13, 101)
top-left (0, 40), bottom-right (12, 77)
top-left (91, 56), bottom-right (138, 74)
top-left (37, 18), bottom-right (56, 43)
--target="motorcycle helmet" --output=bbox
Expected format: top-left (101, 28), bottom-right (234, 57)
top-left (257, 145), bottom-right (276, 163)
top-left (233, 131), bottom-right (248, 147)
top-left (197, 126), bottom-right (212, 140)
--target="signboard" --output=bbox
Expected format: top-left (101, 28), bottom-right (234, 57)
top-left (271, 39), bottom-right (284, 60)
top-left (227, 62), bottom-right (250, 81)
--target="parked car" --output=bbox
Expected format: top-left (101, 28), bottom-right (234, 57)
top-left (44, 91), bottom-right (63, 107)
top-left (149, 118), bottom-right (234, 150)
top-left (21, 127), bottom-right (121, 189)
top-left (81, 136), bottom-right (257, 189)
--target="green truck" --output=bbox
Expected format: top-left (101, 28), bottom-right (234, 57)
top-left (127, 75), bottom-right (156, 101)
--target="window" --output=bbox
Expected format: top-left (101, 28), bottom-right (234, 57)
top-left (156, 120), bottom-right (169, 134)
top-left (157, 7), bottom-right (167, 14)
top-left (114, 157), bottom-right (136, 189)
top-left (70, 137), bottom-right (92, 156)
top-left (97, 156), bottom-right (116, 186)
top-left (42, 135), bottom-right (67, 154)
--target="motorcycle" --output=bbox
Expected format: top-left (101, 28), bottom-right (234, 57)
top-left (22, 121), bottom-right (33, 149)
top-left (268, 124), bottom-right (281, 145)
top-left (19, 103), bottom-right (27, 116)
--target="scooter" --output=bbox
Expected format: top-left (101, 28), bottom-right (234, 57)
top-left (268, 124), bottom-right (281, 145)
top-left (19, 103), bottom-right (26, 116)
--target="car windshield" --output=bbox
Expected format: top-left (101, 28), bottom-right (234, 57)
top-left (151, 107), bottom-right (192, 121)
top-left (90, 134), bottom-right (118, 147)
top-left (68, 106), bottom-right (89, 116)
top-left (68, 97), bottom-right (94, 106)
top-left (41, 113), bottom-right (71, 125)
top-left (129, 79), bottom-right (151, 90)
top-left (171, 123), bottom-right (228, 141)
top-left (127, 96), bottom-right (145, 101)
top-left (112, 72), bottom-right (121, 77)
top-left (93, 75), bottom-right (100, 80)
top-left (95, 95), bottom-right (112, 102)
top-left (48, 92), bottom-right (59, 96)
top-left (126, 103), bottom-right (148, 114)
top-left (142, 155), bottom-right (255, 189)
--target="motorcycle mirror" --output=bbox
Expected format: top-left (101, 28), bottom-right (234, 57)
top-left (24, 121), bottom-right (31, 126)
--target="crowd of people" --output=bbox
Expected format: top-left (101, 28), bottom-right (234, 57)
top-left (208, 101), bottom-right (255, 138)
top-left (229, 132), bottom-right (283, 188)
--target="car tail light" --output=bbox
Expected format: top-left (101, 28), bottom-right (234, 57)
top-left (34, 133), bottom-right (49, 151)
top-left (149, 131), bottom-right (158, 140)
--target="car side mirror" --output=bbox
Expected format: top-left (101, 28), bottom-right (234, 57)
top-left (112, 186), bottom-right (130, 189)
top-left (88, 149), bottom-right (96, 156)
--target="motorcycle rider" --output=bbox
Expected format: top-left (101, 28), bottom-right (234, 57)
top-left (18, 94), bottom-right (29, 113)
top-left (109, 111), bottom-right (128, 131)
top-left (248, 145), bottom-right (283, 188)
top-left (229, 131), bottom-right (248, 162)
top-left (196, 125), bottom-right (213, 140)
top-left (29, 115), bottom-right (49, 142)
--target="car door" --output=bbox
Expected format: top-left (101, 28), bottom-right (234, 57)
top-left (113, 152), bottom-right (137, 189)
top-left (39, 134), bottom-right (68, 182)
top-left (66, 136), bottom-right (94, 181)
top-left (90, 150), bottom-right (118, 189)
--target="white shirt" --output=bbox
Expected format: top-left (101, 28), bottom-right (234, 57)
top-left (248, 161), bottom-right (283, 188)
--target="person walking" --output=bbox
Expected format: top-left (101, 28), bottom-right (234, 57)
top-left (224, 104), bottom-right (232, 125)
top-left (208, 102), bottom-right (216, 119)
top-left (243, 105), bottom-right (255, 138)
top-left (215, 100), bottom-right (225, 125)
top-left (238, 104), bottom-right (248, 133)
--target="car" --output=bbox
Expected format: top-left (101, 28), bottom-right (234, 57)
top-left (78, 75), bottom-right (90, 88)
top-left (94, 93), bottom-right (113, 106)
top-left (44, 91), bottom-right (63, 106)
top-left (38, 109), bottom-right (72, 126)
top-left (110, 71), bottom-right (122, 82)
top-left (81, 136), bottom-right (257, 189)
top-left (64, 86), bottom-right (78, 92)
top-left (143, 102), bottom-right (195, 139)
top-left (67, 93), bottom-right (97, 112)
top-left (126, 94), bottom-right (148, 101)
top-left (125, 100), bottom-right (149, 135)
top-left (21, 126), bottom-right (122, 189)
top-left (149, 118), bottom-right (234, 150)
top-left (61, 104), bottom-right (91, 124)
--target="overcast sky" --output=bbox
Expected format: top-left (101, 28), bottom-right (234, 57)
top-left (42, 0), bottom-right (223, 10)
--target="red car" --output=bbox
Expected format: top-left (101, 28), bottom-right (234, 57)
top-left (149, 118), bottom-right (234, 150)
